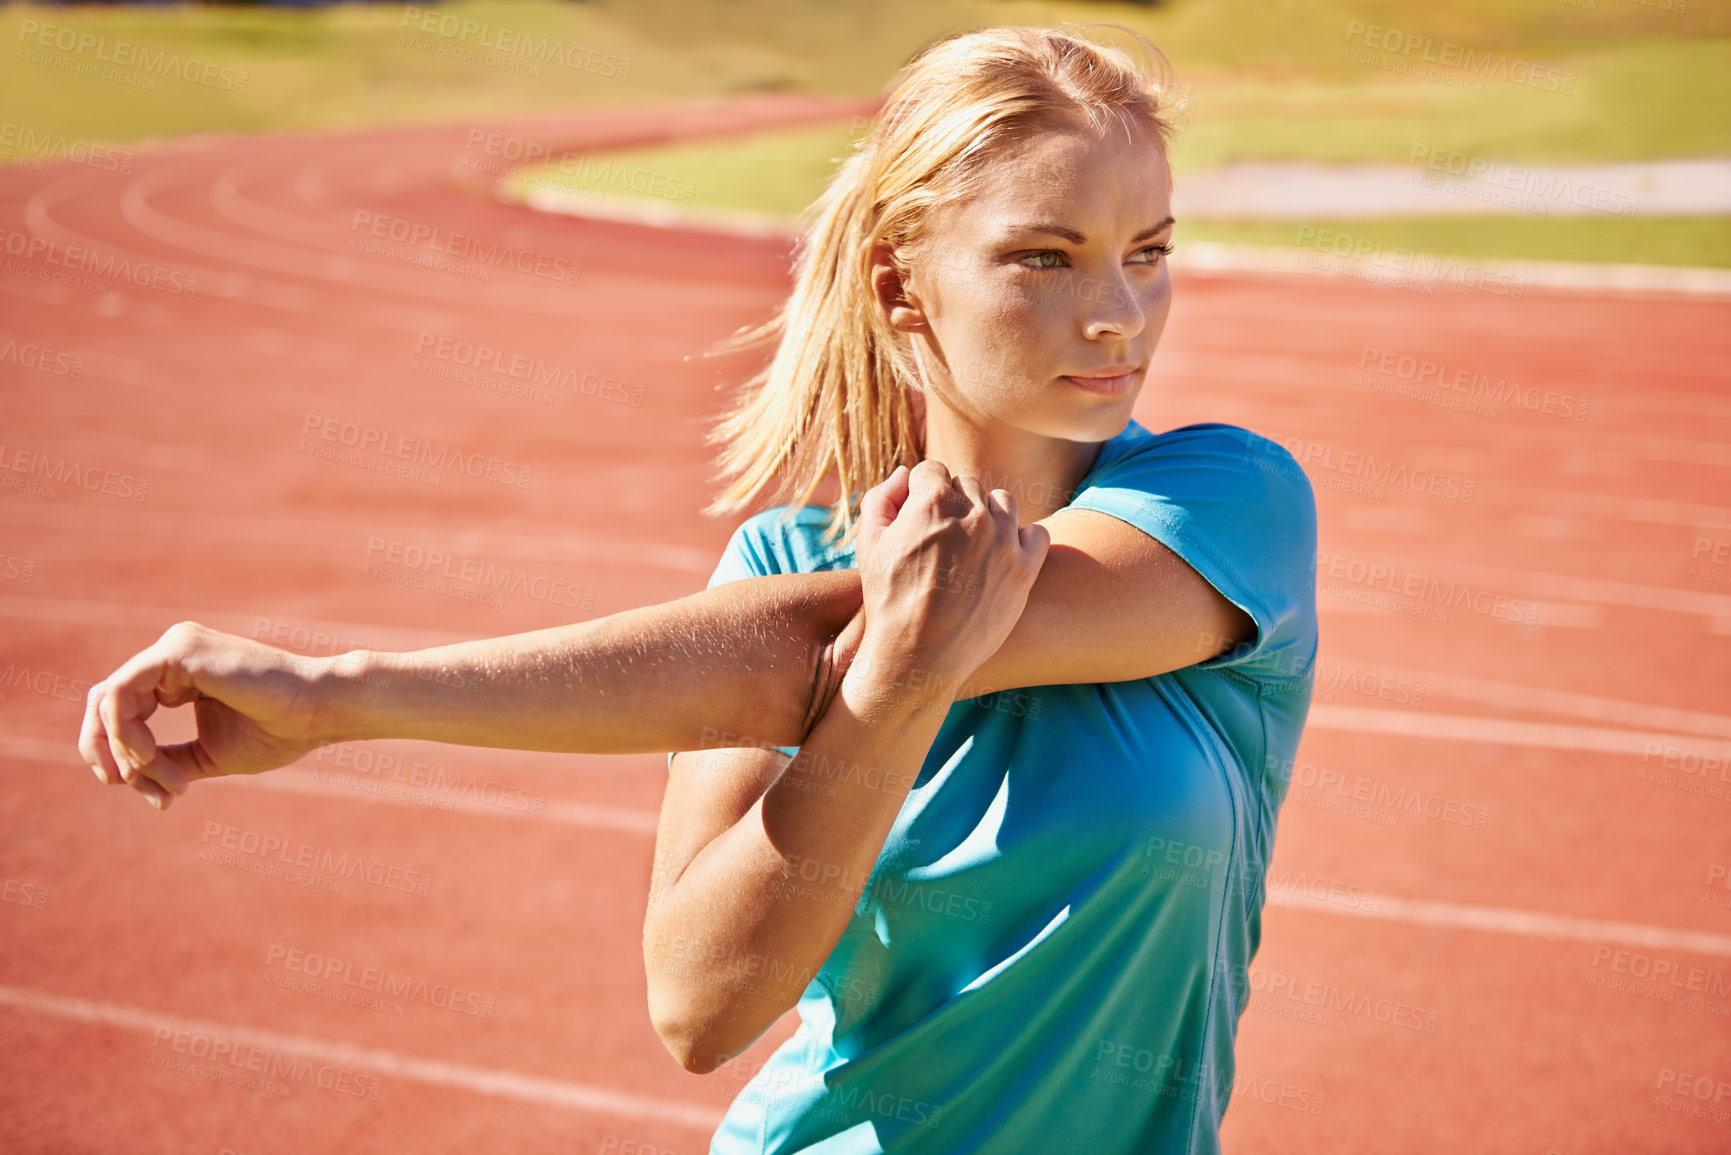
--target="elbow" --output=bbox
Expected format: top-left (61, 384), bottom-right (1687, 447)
top-left (646, 988), bottom-right (733, 1075)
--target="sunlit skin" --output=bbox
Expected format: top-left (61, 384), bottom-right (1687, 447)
top-left (876, 111), bottom-right (1176, 520)
top-left (75, 96), bottom-right (1246, 1082)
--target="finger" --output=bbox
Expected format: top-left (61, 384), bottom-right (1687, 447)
top-left (987, 487), bottom-right (1017, 521)
top-left (155, 741), bottom-right (222, 787)
top-left (79, 683), bottom-right (121, 785)
top-left (955, 474), bottom-right (989, 512)
top-left (96, 649), bottom-right (173, 778)
top-left (130, 775), bottom-right (172, 812)
top-left (1018, 521), bottom-right (1052, 566)
top-left (133, 748), bottom-right (192, 798)
top-left (97, 679), bottom-right (156, 784)
top-left (906, 458), bottom-right (954, 502)
top-left (858, 464), bottom-right (911, 552)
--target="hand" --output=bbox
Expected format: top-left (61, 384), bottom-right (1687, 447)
top-left (77, 621), bottom-right (335, 811)
top-left (852, 460), bottom-right (1049, 690)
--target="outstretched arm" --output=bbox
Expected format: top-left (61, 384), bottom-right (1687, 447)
top-left (79, 471), bottom-right (1248, 810)
top-left (78, 570), bottom-right (867, 810)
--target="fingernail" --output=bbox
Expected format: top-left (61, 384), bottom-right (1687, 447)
top-left (91, 765), bottom-right (107, 785)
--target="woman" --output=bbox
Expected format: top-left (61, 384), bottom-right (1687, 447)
top-left (78, 25), bottom-right (1316, 1155)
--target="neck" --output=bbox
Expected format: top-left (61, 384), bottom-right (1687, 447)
top-left (919, 400), bottom-right (1105, 525)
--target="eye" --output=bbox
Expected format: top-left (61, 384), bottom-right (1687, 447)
top-left (1129, 242), bottom-right (1174, 264)
top-left (1016, 250), bottom-right (1069, 270)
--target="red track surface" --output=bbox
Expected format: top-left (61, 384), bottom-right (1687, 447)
top-left (2, 94), bottom-right (1729, 1155)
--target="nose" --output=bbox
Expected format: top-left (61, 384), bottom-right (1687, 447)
top-left (1080, 269), bottom-right (1149, 342)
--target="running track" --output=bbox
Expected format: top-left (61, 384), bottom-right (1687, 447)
top-left (2, 93), bottom-right (1728, 1155)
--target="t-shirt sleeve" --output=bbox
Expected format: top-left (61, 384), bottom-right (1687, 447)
top-left (703, 511), bottom-right (789, 590)
top-left (1065, 423), bottom-right (1318, 684)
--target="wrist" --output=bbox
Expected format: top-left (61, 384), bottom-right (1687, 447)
top-left (304, 649), bottom-right (383, 747)
top-left (844, 635), bottom-right (969, 719)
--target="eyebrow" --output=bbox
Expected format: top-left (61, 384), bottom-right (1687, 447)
top-left (1017, 217), bottom-right (1176, 246)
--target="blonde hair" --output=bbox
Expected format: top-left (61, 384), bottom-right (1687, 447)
top-left (702, 24), bottom-right (1178, 549)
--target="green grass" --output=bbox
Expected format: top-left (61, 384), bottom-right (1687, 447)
top-left (511, 122), bottom-right (871, 219)
top-left (4, 0), bottom-right (1728, 266)
top-left (508, 123), bottom-right (1731, 268)
top-left (4, 0), bottom-right (1729, 162)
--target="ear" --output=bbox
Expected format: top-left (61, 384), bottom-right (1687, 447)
top-left (869, 243), bottom-right (930, 337)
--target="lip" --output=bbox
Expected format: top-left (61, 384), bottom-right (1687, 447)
top-left (1061, 366), bottom-right (1141, 396)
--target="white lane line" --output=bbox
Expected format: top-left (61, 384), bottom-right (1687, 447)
top-left (0, 593), bottom-right (463, 650)
top-left (12, 734), bottom-right (1727, 962)
top-left (0, 498), bottom-right (718, 574)
top-left (0, 984), bottom-right (724, 1130)
top-left (0, 734), bottom-right (661, 834)
top-left (1266, 891), bottom-right (1731, 957)
top-left (1353, 553), bottom-right (1731, 624)
top-left (1306, 705), bottom-right (1731, 760)
top-left (1317, 657), bottom-right (1731, 739)
top-left (1171, 240), bottom-right (1731, 298)
top-left (232, 765), bottom-right (661, 833)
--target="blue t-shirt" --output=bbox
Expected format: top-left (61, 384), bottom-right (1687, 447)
top-left (676, 420), bottom-right (1317, 1155)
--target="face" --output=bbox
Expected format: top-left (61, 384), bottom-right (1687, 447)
top-left (880, 114), bottom-right (1174, 443)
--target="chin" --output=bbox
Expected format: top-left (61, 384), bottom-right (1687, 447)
top-left (1057, 395), bottom-right (1138, 442)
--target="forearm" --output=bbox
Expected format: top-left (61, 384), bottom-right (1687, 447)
top-left (642, 644), bottom-right (951, 1071)
top-left (311, 571), bottom-right (865, 754)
